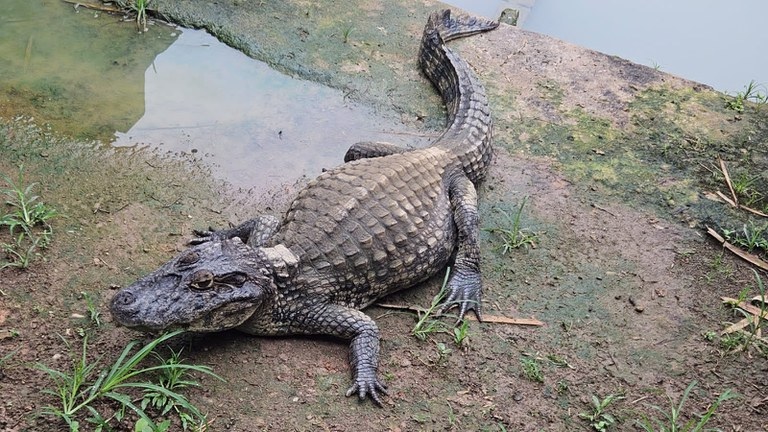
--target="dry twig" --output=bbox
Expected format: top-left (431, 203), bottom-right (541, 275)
top-left (375, 303), bottom-right (545, 326)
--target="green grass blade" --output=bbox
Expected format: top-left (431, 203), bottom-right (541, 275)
top-left (105, 330), bottom-right (186, 386)
top-left (103, 391), bottom-right (157, 430)
top-left (117, 382), bottom-right (204, 419)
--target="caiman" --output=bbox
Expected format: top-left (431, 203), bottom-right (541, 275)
top-left (110, 9), bottom-right (499, 405)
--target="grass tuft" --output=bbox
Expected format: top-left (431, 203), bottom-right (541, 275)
top-left (37, 330), bottom-right (222, 431)
top-left (725, 80), bottom-right (767, 113)
top-left (411, 267), bottom-right (452, 341)
top-left (636, 381), bottom-right (737, 432)
top-left (483, 198), bottom-right (539, 254)
top-left (520, 355), bottom-right (543, 383)
top-left (0, 167), bottom-right (58, 269)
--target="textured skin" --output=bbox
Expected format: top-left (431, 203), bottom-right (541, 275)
top-left (110, 10), bottom-right (498, 406)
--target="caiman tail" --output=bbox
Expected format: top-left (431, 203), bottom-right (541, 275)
top-left (419, 9), bottom-right (498, 184)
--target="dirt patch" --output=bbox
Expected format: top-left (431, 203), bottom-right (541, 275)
top-left (1, 1), bottom-right (767, 431)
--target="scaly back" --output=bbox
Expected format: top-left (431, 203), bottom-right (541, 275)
top-left (419, 9), bottom-right (498, 184)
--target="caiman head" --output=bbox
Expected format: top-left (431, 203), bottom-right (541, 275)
top-left (110, 237), bottom-right (282, 333)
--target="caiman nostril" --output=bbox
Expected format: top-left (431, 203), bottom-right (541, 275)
top-left (114, 291), bottom-right (136, 307)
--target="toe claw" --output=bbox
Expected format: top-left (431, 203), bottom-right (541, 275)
top-left (190, 227), bottom-right (222, 245)
top-left (346, 379), bottom-right (387, 406)
top-left (437, 269), bottom-right (482, 323)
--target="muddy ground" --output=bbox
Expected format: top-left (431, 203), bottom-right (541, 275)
top-left (1, 0), bottom-right (768, 431)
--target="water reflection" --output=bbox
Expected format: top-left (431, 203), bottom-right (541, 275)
top-left (445, 0), bottom-right (768, 93)
top-left (114, 29), bottom-right (430, 188)
top-left (524, 0), bottom-right (768, 92)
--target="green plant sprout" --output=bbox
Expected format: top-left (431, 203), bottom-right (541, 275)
top-left (483, 198), bottom-right (538, 254)
top-left (579, 393), bottom-right (623, 432)
top-left (132, 0), bottom-right (151, 32)
top-left (520, 356), bottom-right (543, 382)
top-left (412, 267), bottom-right (452, 341)
top-left (636, 381), bottom-right (737, 432)
top-left (0, 168), bottom-right (58, 269)
top-left (725, 80), bottom-right (768, 113)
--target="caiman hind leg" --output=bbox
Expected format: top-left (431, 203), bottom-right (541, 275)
top-left (290, 302), bottom-right (387, 405)
top-left (343, 141), bottom-right (407, 162)
top-left (190, 215), bottom-right (280, 247)
top-left (440, 170), bottom-right (483, 321)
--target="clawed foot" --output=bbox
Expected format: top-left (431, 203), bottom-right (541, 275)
top-left (189, 227), bottom-right (223, 245)
top-left (439, 269), bottom-right (483, 323)
top-left (346, 376), bottom-right (388, 406)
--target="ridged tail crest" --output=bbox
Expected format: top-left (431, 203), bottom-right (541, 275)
top-left (419, 9), bottom-right (498, 184)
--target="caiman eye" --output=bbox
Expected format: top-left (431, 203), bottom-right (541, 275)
top-left (178, 251), bottom-right (200, 267)
top-left (215, 273), bottom-right (247, 287)
top-left (189, 270), bottom-right (214, 291)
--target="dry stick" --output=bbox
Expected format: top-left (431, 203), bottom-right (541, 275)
top-left (375, 303), bottom-right (545, 326)
top-left (719, 157), bottom-right (739, 206)
top-left (721, 297), bottom-right (768, 319)
top-left (707, 227), bottom-right (768, 271)
top-left (719, 297), bottom-right (768, 344)
top-left (715, 190), bottom-right (768, 218)
top-left (743, 206), bottom-right (768, 218)
top-left (715, 190), bottom-right (738, 207)
top-left (716, 158), bottom-right (768, 217)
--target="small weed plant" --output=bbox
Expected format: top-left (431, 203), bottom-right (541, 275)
top-left (411, 268), bottom-right (451, 341)
top-left (0, 168), bottom-right (58, 269)
top-left (705, 272), bottom-right (768, 356)
top-left (342, 25), bottom-right (353, 43)
top-left (452, 319), bottom-right (470, 346)
top-left (434, 342), bottom-right (452, 365)
top-left (483, 198), bottom-right (538, 254)
top-left (718, 270), bottom-right (768, 355)
top-left (636, 381), bottom-right (737, 432)
top-left (81, 292), bottom-right (102, 329)
top-left (520, 356), bottom-right (543, 382)
top-left (142, 347), bottom-right (207, 430)
top-left (37, 330), bottom-right (220, 431)
top-left (579, 393), bottom-right (623, 432)
top-left (722, 222), bottom-right (768, 255)
top-left (131, 0), bottom-right (151, 32)
top-left (411, 267), bottom-right (472, 348)
top-left (730, 173), bottom-right (764, 208)
top-left (740, 270), bottom-right (767, 354)
top-left (725, 80), bottom-right (768, 113)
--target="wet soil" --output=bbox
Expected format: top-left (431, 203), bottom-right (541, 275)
top-left (1, 1), bottom-right (767, 431)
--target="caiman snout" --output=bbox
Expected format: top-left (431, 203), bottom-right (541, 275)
top-left (112, 290), bottom-right (136, 308)
top-left (109, 288), bottom-right (140, 326)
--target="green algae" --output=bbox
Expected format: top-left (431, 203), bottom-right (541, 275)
top-left (492, 80), bottom-right (767, 238)
top-left (0, 0), bottom-right (177, 142)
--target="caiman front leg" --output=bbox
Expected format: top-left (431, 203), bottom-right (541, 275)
top-left (291, 302), bottom-right (387, 405)
top-left (343, 141), bottom-right (407, 162)
top-left (441, 170), bottom-right (483, 321)
top-left (190, 215), bottom-right (280, 247)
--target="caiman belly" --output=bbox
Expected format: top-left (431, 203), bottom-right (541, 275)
top-left (273, 147), bottom-right (459, 308)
